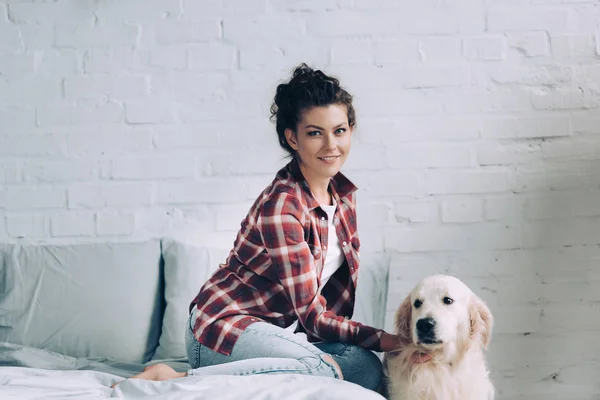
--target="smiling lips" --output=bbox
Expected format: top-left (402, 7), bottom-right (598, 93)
top-left (318, 155), bottom-right (340, 163)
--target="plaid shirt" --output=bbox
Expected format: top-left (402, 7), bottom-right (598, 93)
top-left (189, 159), bottom-right (384, 356)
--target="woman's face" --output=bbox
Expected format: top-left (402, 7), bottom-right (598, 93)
top-left (284, 104), bottom-right (352, 183)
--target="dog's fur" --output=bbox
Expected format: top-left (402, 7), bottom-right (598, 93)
top-left (383, 275), bottom-right (494, 400)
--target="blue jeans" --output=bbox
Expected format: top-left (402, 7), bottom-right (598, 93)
top-left (185, 312), bottom-right (383, 391)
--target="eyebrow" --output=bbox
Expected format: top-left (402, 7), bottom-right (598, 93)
top-left (303, 122), bottom-right (348, 130)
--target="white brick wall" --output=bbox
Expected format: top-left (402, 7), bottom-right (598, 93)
top-left (1, 0), bottom-right (600, 397)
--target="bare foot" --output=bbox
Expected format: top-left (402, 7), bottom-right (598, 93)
top-left (110, 363), bottom-right (187, 389)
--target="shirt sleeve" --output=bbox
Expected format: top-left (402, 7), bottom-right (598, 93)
top-left (256, 192), bottom-right (384, 351)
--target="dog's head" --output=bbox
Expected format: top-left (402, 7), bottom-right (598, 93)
top-left (394, 275), bottom-right (493, 359)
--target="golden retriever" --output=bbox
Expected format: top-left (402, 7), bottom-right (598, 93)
top-left (383, 275), bottom-right (494, 400)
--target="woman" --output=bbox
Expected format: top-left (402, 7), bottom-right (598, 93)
top-left (114, 63), bottom-right (428, 392)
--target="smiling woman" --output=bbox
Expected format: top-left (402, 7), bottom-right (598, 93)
top-left (112, 63), bottom-right (420, 394)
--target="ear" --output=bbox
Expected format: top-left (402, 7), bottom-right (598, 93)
top-left (394, 295), bottom-right (412, 347)
top-left (469, 296), bottom-right (493, 349)
top-left (284, 128), bottom-right (299, 151)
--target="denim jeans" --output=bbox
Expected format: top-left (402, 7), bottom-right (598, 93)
top-left (185, 310), bottom-right (383, 391)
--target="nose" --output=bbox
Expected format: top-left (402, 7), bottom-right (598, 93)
top-left (323, 133), bottom-right (336, 149)
top-left (416, 318), bottom-right (436, 335)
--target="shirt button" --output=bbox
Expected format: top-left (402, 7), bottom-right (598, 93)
top-left (342, 241), bottom-right (347, 246)
top-left (321, 217), bottom-right (325, 221)
top-left (323, 246), bottom-right (327, 250)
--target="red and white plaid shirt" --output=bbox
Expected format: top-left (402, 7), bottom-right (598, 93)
top-left (189, 159), bottom-right (384, 356)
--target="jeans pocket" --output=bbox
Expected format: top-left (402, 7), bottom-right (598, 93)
top-left (185, 313), bottom-right (201, 368)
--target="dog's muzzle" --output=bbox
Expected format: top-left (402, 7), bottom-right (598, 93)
top-left (416, 317), bottom-right (440, 344)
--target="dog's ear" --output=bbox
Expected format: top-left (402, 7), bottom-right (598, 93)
top-left (469, 296), bottom-right (493, 349)
top-left (394, 295), bottom-right (412, 346)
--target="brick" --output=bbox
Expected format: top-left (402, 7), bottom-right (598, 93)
top-left (487, 8), bottom-right (569, 32)
top-left (278, 41), bottom-right (329, 68)
top-left (394, 201), bottom-right (438, 223)
top-left (373, 40), bottom-right (420, 65)
top-left (66, 127), bottom-right (153, 155)
top-left (444, 89), bottom-right (533, 114)
top-left (386, 144), bottom-right (472, 168)
top-left (6, 214), bottom-right (47, 238)
top-left (152, 72), bottom-right (228, 102)
top-left (441, 197), bottom-right (483, 223)
top-left (467, 223), bottom-right (525, 250)
top-left (489, 66), bottom-right (573, 85)
top-left (64, 75), bottom-right (149, 100)
top-left (396, 11), bottom-right (458, 35)
top-left (0, 162), bottom-right (19, 184)
top-left (426, 170), bottom-right (512, 195)
top-left (22, 160), bottom-right (98, 183)
top-left (0, 53), bottom-right (34, 78)
top-left (189, 44), bottom-right (236, 70)
top-left (157, 179), bottom-right (248, 204)
top-left (351, 172), bottom-right (421, 197)
top-left (484, 196), bottom-right (527, 221)
top-left (95, 0), bottom-right (181, 21)
top-left (206, 148), bottom-right (287, 176)
top-left (572, 115), bottom-right (600, 134)
top-left (0, 78), bottom-right (61, 106)
top-left (355, 202), bottom-right (392, 227)
top-left (56, 22), bottom-right (140, 47)
top-left (402, 66), bottom-right (470, 88)
top-left (149, 46), bottom-right (187, 69)
top-left (153, 124), bottom-right (221, 149)
top-left (239, 46), bottom-right (286, 71)
top-left (308, 12), bottom-right (397, 37)
top-left (343, 144), bottom-right (387, 172)
top-left (383, 225), bottom-right (469, 252)
top-left (0, 25), bottom-right (22, 53)
top-left (0, 133), bottom-right (66, 156)
top-left (36, 49), bottom-right (81, 75)
top-left (96, 211), bottom-right (136, 236)
top-left (419, 37), bottom-right (462, 64)
top-left (463, 36), bottom-right (506, 60)
top-left (50, 212), bottom-right (95, 237)
top-left (551, 34), bottom-right (596, 57)
top-left (488, 306), bottom-right (542, 334)
top-left (525, 193), bottom-right (600, 220)
top-left (477, 141), bottom-right (543, 166)
top-left (271, 0), bottom-right (338, 11)
top-left (531, 88), bottom-right (585, 110)
top-left (541, 137), bottom-right (600, 159)
top-left (524, 219), bottom-right (600, 247)
top-left (8, 0), bottom-right (96, 25)
top-left (330, 41), bottom-right (371, 65)
top-left (110, 157), bottom-right (196, 180)
top-left (177, 97), bottom-right (261, 122)
top-left (356, 91), bottom-right (445, 117)
top-left (68, 183), bottom-right (155, 209)
top-left (18, 25), bottom-right (53, 50)
top-left (507, 32), bottom-right (549, 57)
top-left (183, 0), bottom-right (268, 16)
top-left (155, 19), bottom-right (220, 44)
top-left (541, 304), bottom-right (600, 331)
top-left (125, 101), bottom-right (176, 124)
top-left (37, 103), bottom-right (124, 127)
top-left (1, 186), bottom-right (66, 210)
top-left (84, 47), bottom-right (140, 73)
top-left (214, 203), bottom-right (253, 231)
top-left (481, 117), bottom-right (519, 139)
top-left (518, 116), bottom-right (571, 139)
top-left (224, 16), bottom-right (305, 45)
top-left (0, 106), bottom-right (36, 132)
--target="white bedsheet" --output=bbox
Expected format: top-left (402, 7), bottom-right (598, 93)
top-left (0, 343), bottom-right (385, 399)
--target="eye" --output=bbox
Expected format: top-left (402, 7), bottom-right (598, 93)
top-left (307, 130), bottom-right (321, 137)
top-left (413, 299), bottom-right (423, 309)
top-left (443, 297), bottom-right (453, 305)
top-left (334, 128), bottom-right (347, 135)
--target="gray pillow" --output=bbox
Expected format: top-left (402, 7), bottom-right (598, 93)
top-left (153, 239), bottom-right (390, 360)
top-left (152, 238), bottom-right (229, 360)
top-left (0, 240), bottom-right (163, 363)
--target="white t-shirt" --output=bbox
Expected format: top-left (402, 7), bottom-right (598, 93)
top-left (319, 202), bottom-right (345, 290)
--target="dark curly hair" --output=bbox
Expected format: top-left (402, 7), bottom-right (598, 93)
top-left (270, 63), bottom-right (356, 158)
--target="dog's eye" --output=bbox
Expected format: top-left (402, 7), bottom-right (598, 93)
top-left (413, 299), bottom-right (423, 308)
top-left (443, 297), bottom-right (454, 305)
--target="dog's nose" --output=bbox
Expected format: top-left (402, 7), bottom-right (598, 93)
top-left (416, 318), bottom-right (436, 335)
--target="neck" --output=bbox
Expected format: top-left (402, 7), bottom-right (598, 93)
top-left (298, 162), bottom-right (332, 206)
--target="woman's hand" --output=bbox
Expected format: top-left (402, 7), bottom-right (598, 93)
top-left (380, 332), bottom-right (433, 364)
top-left (111, 363), bottom-right (187, 388)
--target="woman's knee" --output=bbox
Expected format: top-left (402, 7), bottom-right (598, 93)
top-left (340, 345), bottom-right (383, 391)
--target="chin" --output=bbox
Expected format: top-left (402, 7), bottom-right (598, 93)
top-left (383, 275), bottom-right (495, 400)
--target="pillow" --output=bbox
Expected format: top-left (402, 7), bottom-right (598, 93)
top-left (152, 238), bottom-right (230, 360)
top-left (352, 251), bottom-right (391, 330)
top-left (0, 240), bottom-right (163, 363)
top-left (153, 239), bottom-right (390, 360)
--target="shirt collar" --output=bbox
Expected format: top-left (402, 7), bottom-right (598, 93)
top-left (286, 157), bottom-right (358, 211)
